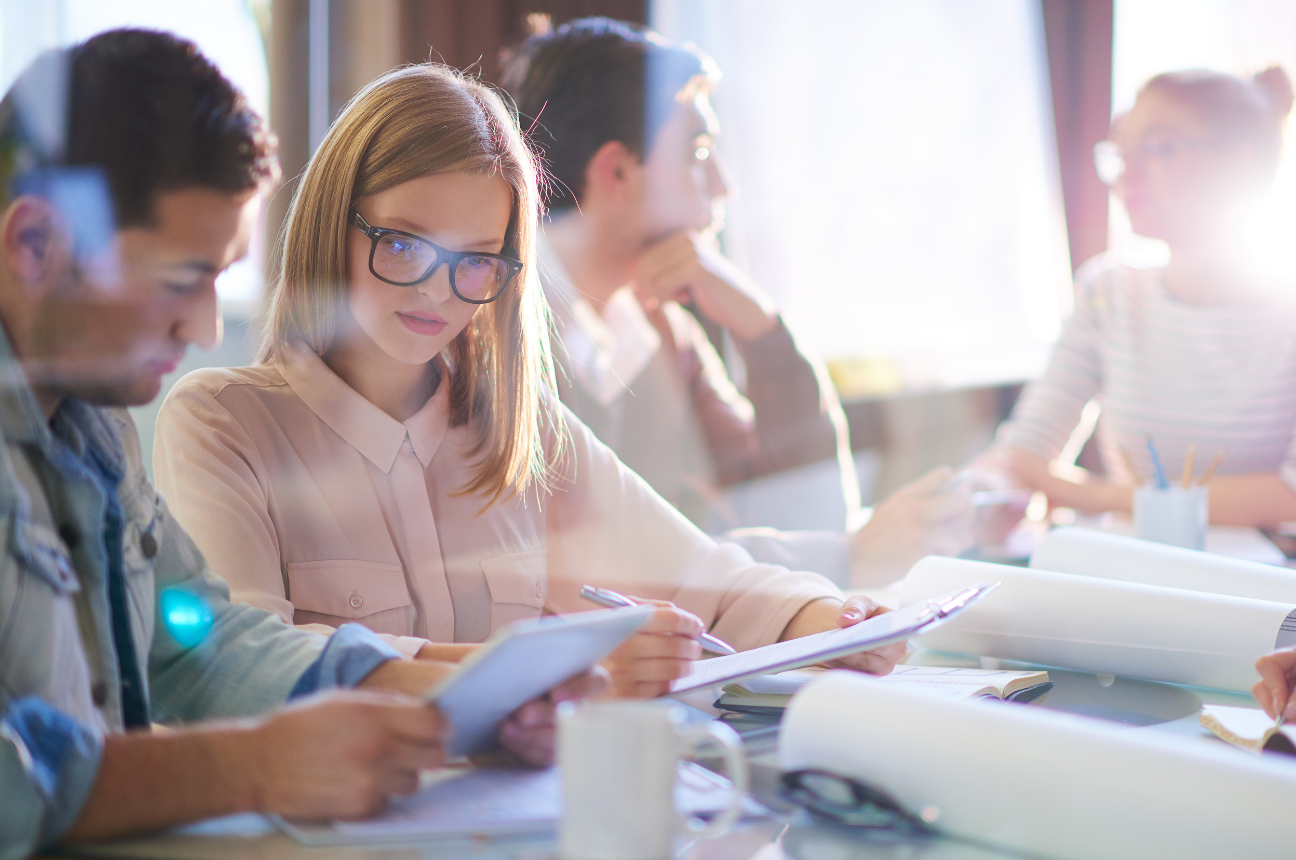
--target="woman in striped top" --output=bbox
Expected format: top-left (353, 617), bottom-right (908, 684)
top-left (986, 66), bottom-right (1296, 527)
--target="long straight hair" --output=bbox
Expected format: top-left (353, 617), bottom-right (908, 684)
top-left (260, 64), bottom-right (560, 506)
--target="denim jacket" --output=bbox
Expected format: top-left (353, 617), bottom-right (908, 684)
top-left (0, 329), bottom-right (399, 858)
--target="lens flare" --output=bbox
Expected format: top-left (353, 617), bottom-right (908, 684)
top-left (160, 586), bottom-right (214, 648)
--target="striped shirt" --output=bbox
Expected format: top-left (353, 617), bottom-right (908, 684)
top-left (998, 255), bottom-right (1296, 489)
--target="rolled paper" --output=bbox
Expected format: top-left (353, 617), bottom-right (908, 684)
top-left (899, 556), bottom-right (1294, 692)
top-left (1031, 526), bottom-right (1296, 604)
top-left (780, 671), bottom-right (1296, 860)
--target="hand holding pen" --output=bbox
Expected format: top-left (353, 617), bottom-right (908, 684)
top-left (581, 585), bottom-right (731, 698)
top-left (581, 585), bottom-right (737, 654)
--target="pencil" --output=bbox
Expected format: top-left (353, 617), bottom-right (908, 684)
top-left (1119, 446), bottom-right (1142, 485)
top-left (1198, 450), bottom-right (1226, 486)
top-left (1146, 436), bottom-right (1169, 489)
top-left (1180, 444), bottom-right (1195, 490)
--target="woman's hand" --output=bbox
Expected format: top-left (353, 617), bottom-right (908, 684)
top-left (780, 595), bottom-right (907, 676)
top-left (982, 447), bottom-right (1132, 514)
top-left (601, 599), bottom-right (705, 699)
top-left (1254, 649), bottom-right (1296, 720)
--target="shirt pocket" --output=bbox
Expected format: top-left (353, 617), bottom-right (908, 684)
top-left (12, 517), bottom-right (79, 596)
top-left (481, 548), bottom-right (548, 633)
top-left (1, 517), bottom-right (92, 715)
top-left (285, 560), bottom-right (412, 636)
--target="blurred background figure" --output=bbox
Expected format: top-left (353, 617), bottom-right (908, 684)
top-left (978, 65), bottom-right (1296, 528)
top-left (502, 17), bottom-right (974, 587)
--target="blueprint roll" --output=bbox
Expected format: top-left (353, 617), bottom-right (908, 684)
top-left (899, 556), bottom-right (1296, 692)
top-left (780, 671), bottom-right (1296, 860)
top-left (1031, 525), bottom-right (1296, 602)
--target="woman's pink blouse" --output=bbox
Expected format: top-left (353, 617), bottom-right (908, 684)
top-left (152, 344), bottom-right (842, 657)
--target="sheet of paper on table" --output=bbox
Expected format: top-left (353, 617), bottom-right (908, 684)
top-left (274, 763), bottom-right (748, 846)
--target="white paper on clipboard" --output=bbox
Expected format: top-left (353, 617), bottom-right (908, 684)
top-left (429, 605), bottom-right (654, 757)
top-left (670, 582), bottom-right (1000, 693)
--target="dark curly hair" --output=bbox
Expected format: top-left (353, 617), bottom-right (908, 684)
top-left (0, 28), bottom-right (279, 228)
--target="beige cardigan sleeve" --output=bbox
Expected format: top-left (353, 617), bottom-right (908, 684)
top-left (544, 403), bottom-right (845, 652)
top-left (152, 377), bottom-right (426, 658)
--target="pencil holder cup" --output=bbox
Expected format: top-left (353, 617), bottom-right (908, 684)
top-left (1134, 485), bottom-right (1208, 550)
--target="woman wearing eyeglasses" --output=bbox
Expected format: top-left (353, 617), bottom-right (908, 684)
top-left (980, 65), bottom-right (1296, 527)
top-left (151, 64), bottom-right (901, 698)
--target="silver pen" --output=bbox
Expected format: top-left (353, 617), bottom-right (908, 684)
top-left (580, 584), bottom-right (738, 655)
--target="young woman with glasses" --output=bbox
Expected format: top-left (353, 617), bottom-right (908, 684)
top-left (151, 64), bottom-right (902, 698)
top-left (979, 65), bottom-right (1296, 527)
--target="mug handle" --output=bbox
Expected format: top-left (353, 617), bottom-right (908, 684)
top-left (681, 721), bottom-right (749, 838)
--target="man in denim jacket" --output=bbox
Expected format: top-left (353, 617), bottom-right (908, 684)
top-left (0, 30), bottom-right (593, 857)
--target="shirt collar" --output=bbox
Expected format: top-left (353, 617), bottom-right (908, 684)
top-left (277, 342), bottom-right (449, 473)
top-left (538, 233), bottom-right (661, 406)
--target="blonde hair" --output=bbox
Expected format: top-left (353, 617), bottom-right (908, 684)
top-left (261, 64), bottom-right (559, 506)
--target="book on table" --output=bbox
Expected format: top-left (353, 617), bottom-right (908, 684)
top-left (715, 665), bottom-right (1052, 715)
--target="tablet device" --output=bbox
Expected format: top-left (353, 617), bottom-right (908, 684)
top-left (429, 605), bottom-right (654, 756)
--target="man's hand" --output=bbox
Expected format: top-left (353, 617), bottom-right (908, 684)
top-left (1254, 649), bottom-right (1296, 720)
top-left (850, 466), bottom-right (975, 587)
top-left (358, 656), bottom-right (460, 697)
top-left (602, 599), bottom-right (705, 698)
top-left (63, 690), bottom-right (450, 843)
top-left (365, 652), bottom-right (608, 767)
top-left (415, 641), bottom-right (478, 662)
top-left (243, 690), bottom-right (448, 820)
top-left (480, 668), bottom-right (611, 768)
top-left (780, 595), bottom-right (906, 676)
top-left (632, 232), bottom-right (777, 341)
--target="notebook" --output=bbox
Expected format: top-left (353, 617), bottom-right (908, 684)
top-left (1200, 704), bottom-right (1296, 755)
top-left (716, 665), bottom-right (1052, 715)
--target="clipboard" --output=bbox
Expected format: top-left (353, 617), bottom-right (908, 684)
top-left (428, 605), bottom-right (654, 757)
top-left (670, 582), bottom-right (1000, 693)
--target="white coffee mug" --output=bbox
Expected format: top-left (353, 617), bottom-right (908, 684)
top-left (558, 701), bottom-right (749, 860)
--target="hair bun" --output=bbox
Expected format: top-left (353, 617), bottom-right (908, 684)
top-left (1253, 65), bottom-right (1294, 120)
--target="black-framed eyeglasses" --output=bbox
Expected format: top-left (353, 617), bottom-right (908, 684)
top-left (780, 769), bottom-right (937, 833)
top-left (350, 211), bottom-right (522, 304)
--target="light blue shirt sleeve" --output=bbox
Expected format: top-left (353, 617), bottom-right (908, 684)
top-left (0, 697), bottom-right (102, 860)
top-left (289, 623), bottom-right (402, 698)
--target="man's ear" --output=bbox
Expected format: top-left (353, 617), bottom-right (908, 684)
top-left (1, 196), bottom-right (64, 288)
top-left (583, 140), bottom-right (640, 206)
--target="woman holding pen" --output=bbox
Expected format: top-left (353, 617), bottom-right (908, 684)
top-left (1255, 648), bottom-right (1296, 724)
top-left (978, 66), bottom-right (1296, 527)
top-left (151, 63), bottom-right (903, 699)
